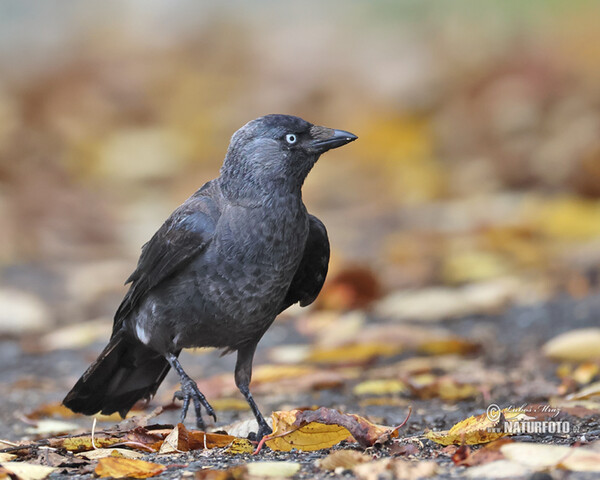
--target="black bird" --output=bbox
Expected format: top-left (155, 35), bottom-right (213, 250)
top-left (63, 114), bottom-right (357, 439)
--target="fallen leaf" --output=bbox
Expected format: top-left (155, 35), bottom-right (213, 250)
top-left (543, 328), bottom-right (600, 362)
top-left (352, 458), bottom-right (438, 480)
top-left (77, 448), bottom-right (145, 460)
top-left (317, 450), bottom-right (371, 470)
top-left (208, 398), bottom-right (250, 412)
top-left (265, 407), bottom-right (400, 452)
top-left (500, 442), bottom-right (571, 469)
top-left (316, 265), bottom-right (382, 310)
top-left (425, 410), bottom-right (512, 445)
top-left (0, 462), bottom-right (56, 480)
top-left (353, 379), bottom-right (407, 396)
top-left (265, 410), bottom-right (352, 452)
top-left (390, 443), bottom-right (420, 456)
top-left (375, 279), bottom-right (518, 322)
top-left (307, 342), bottom-right (401, 366)
top-left (195, 466), bottom-right (246, 479)
top-left (95, 457), bottom-right (166, 478)
top-left (246, 461), bottom-right (300, 477)
top-left (566, 381), bottom-right (600, 401)
top-left (417, 338), bottom-right (480, 356)
top-left (455, 438), bottom-right (513, 466)
top-left (24, 419), bottom-right (80, 435)
top-left (159, 423), bottom-right (189, 453)
top-left (465, 459), bottom-right (531, 479)
top-left (225, 438), bottom-right (254, 454)
top-left (408, 376), bottom-right (479, 401)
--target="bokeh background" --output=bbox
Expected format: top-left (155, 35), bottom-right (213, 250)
top-left (3, 1), bottom-right (600, 336)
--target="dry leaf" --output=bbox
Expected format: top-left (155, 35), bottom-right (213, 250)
top-left (246, 461), bottom-right (300, 477)
top-left (566, 381), bottom-right (600, 401)
top-left (95, 457), bottom-right (167, 478)
top-left (265, 407), bottom-right (399, 451)
top-left (307, 342), bottom-right (401, 365)
top-left (353, 379), bottom-right (407, 396)
top-left (543, 328), bottom-right (600, 362)
top-left (425, 410), bottom-right (513, 445)
top-left (376, 279), bottom-right (518, 322)
top-left (208, 398), bottom-right (250, 412)
top-left (24, 419), bottom-right (80, 435)
top-left (265, 410), bottom-right (352, 452)
top-left (0, 462), bottom-right (56, 480)
top-left (317, 450), bottom-right (371, 470)
top-left (352, 458), bottom-right (438, 480)
top-left (501, 442), bottom-right (600, 472)
top-left (77, 448), bottom-right (145, 460)
top-left (500, 442), bottom-right (572, 468)
top-left (417, 338), bottom-right (480, 356)
top-left (454, 438), bottom-right (513, 466)
top-left (465, 459), bottom-right (531, 479)
top-left (316, 265), bottom-right (382, 310)
top-left (159, 423), bottom-right (189, 453)
top-left (225, 438), bottom-right (254, 455)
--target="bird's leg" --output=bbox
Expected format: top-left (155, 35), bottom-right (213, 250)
top-left (166, 353), bottom-right (216, 430)
top-left (235, 344), bottom-right (272, 441)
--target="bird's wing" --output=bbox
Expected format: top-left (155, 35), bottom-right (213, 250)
top-left (280, 214), bottom-right (330, 312)
top-left (113, 182), bottom-right (220, 331)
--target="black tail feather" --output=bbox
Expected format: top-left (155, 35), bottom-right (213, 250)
top-left (63, 331), bottom-right (171, 418)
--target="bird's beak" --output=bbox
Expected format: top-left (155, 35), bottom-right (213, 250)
top-left (309, 127), bottom-right (358, 154)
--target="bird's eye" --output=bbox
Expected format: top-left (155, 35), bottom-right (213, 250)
top-left (285, 134), bottom-right (297, 144)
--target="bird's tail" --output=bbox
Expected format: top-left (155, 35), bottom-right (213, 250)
top-left (63, 331), bottom-right (171, 418)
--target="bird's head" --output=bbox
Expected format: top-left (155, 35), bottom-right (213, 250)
top-left (220, 114), bottom-right (357, 197)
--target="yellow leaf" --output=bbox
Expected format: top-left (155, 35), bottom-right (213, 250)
top-left (208, 397), bottom-right (250, 412)
top-left (265, 408), bottom-right (399, 452)
top-left (50, 435), bottom-right (122, 452)
top-left (425, 410), bottom-right (512, 446)
top-left (95, 457), bottom-right (166, 478)
top-left (353, 379), bottom-right (407, 396)
top-left (307, 342), bottom-right (401, 365)
top-left (442, 250), bottom-right (512, 284)
top-left (266, 416), bottom-right (351, 452)
top-left (531, 196), bottom-right (600, 240)
top-left (225, 438), bottom-right (254, 455)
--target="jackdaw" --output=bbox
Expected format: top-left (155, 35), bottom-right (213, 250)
top-left (63, 114), bottom-right (357, 439)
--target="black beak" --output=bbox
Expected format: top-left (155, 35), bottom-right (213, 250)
top-left (311, 129), bottom-right (358, 153)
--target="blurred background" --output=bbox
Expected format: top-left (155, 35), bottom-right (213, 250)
top-left (3, 0), bottom-right (600, 336)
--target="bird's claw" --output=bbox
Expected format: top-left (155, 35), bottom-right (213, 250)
top-left (173, 379), bottom-right (217, 430)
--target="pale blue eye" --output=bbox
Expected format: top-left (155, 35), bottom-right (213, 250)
top-left (285, 134), bottom-right (297, 144)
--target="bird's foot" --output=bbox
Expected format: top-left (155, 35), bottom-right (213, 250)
top-left (173, 377), bottom-right (217, 430)
top-left (248, 421), bottom-right (273, 442)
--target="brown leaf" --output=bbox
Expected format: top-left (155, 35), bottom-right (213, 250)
top-left (451, 445), bottom-right (471, 465)
top-left (317, 265), bottom-right (382, 310)
top-left (390, 442), bottom-right (420, 457)
top-left (456, 438), bottom-right (514, 467)
top-left (159, 423), bottom-right (190, 453)
top-left (95, 457), bottom-right (166, 478)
